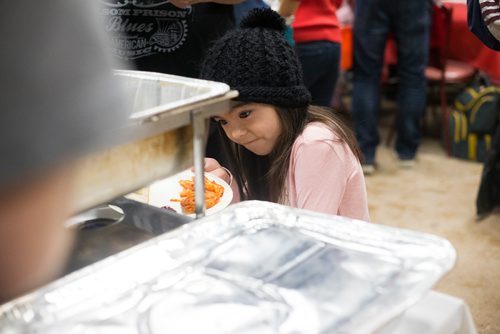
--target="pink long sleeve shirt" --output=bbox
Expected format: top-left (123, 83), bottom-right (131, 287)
top-left (283, 122), bottom-right (370, 221)
top-left (228, 122), bottom-right (370, 221)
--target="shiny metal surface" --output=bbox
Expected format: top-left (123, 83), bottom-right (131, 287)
top-left (65, 204), bottom-right (124, 229)
top-left (0, 201), bottom-right (456, 333)
top-left (111, 70), bottom-right (236, 217)
top-left (72, 127), bottom-right (194, 214)
top-left (192, 110), bottom-right (207, 218)
top-left (63, 197), bottom-right (193, 276)
top-left (71, 70), bottom-right (238, 214)
top-left (116, 70), bottom-right (230, 122)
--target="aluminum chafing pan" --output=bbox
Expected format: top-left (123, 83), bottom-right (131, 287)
top-left (65, 204), bottom-right (125, 229)
top-left (0, 201), bottom-right (456, 333)
top-left (116, 69), bottom-right (230, 122)
top-left (62, 198), bottom-right (192, 277)
top-left (70, 70), bottom-right (236, 213)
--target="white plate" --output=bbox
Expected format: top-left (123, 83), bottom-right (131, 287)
top-left (148, 169), bottom-right (233, 216)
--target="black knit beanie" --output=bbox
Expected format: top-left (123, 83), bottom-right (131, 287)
top-left (200, 8), bottom-right (311, 108)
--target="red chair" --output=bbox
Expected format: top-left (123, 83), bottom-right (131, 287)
top-left (425, 4), bottom-right (476, 153)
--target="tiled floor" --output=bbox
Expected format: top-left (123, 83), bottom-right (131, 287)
top-left (366, 132), bottom-right (500, 334)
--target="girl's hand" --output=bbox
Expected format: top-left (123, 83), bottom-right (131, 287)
top-left (203, 158), bottom-right (231, 184)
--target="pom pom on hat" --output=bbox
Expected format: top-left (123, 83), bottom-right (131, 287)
top-left (200, 8), bottom-right (311, 108)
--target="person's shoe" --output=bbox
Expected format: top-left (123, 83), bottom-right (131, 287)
top-left (362, 164), bottom-right (376, 175)
top-left (398, 158), bottom-right (416, 168)
top-left (393, 151), bottom-right (416, 169)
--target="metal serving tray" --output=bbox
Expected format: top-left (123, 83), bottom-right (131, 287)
top-left (70, 70), bottom-right (237, 214)
top-left (117, 70), bottom-right (230, 122)
top-left (0, 201), bottom-right (456, 333)
top-left (63, 197), bottom-right (193, 276)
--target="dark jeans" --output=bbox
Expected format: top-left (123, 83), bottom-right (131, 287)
top-left (296, 40), bottom-right (341, 107)
top-left (351, 0), bottom-right (432, 163)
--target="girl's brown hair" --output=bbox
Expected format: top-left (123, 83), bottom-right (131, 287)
top-left (217, 105), bottom-right (361, 203)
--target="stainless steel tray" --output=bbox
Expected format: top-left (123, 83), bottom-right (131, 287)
top-left (113, 69), bottom-right (236, 145)
top-left (117, 70), bottom-right (230, 122)
top-left (70, 70), bottom-right (237, 213)
top-left (63, 197), bottom-right (193, 276)
top-left (0, 201), bottom-right (456, 333)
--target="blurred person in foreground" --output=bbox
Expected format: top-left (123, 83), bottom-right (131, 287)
top-left (0, 0), bottom-right (128, 303)
top-left (351, 0), bottom-right (432, 174)
top-left (279, 0), bottom-right (344, 107)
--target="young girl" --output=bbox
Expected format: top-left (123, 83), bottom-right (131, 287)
top-left (200, 8), bottom-right (369, 221)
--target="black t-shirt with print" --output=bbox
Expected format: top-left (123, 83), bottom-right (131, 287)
top-left (100, 1), bottom-right (235, 78)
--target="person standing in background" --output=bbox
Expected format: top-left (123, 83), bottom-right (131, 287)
top-left (100, 0), bottom-right (243, 78)
top-left (467, 0), bottom-right (500, 50)
top-left (351, 0), bottom-right (432, 174)
top-left (234, 0), bottom-right (270, 25)
top-left (100, 0), bottom-right (243, 167)
top-left (279, 0), bottom-right (344, 107)
top-left (0, 0), bottom-right (128, 303)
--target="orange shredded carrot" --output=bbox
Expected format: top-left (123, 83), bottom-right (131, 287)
top-left (170, 176), bottom-right (224, 214)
